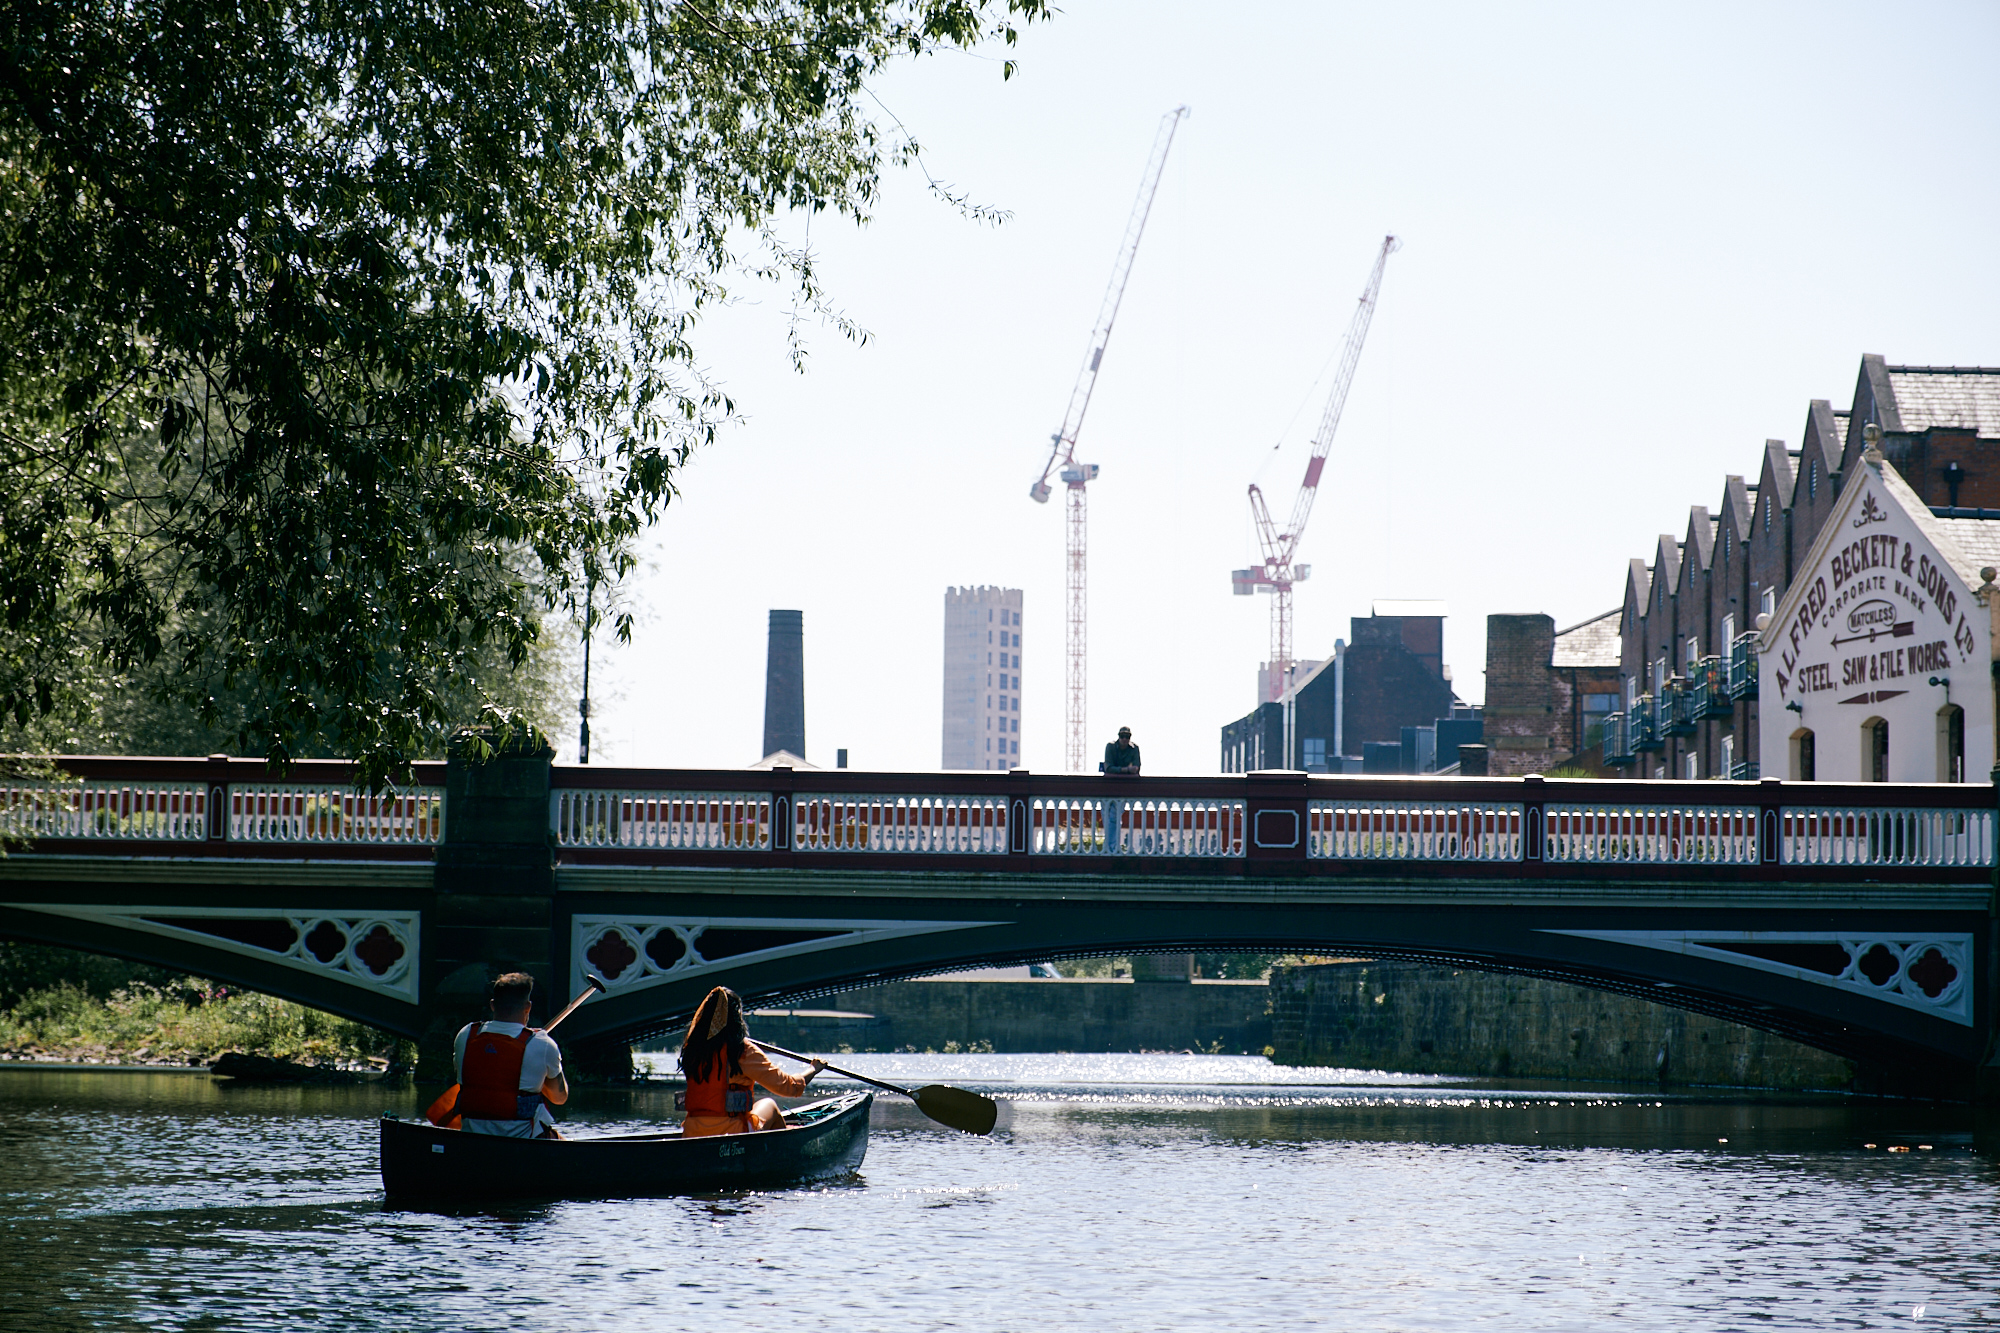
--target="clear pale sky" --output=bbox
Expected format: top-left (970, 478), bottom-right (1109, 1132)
top-left (575, 1), bottom-right (2000, 775)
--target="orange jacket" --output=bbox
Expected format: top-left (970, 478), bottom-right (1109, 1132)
top-left (458, 1023), bottom-right (542, 1121)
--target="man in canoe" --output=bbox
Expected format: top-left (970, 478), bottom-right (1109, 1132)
top-left (454, 972), bottom-right (569, 1138)
top-left (679, 986), bottom-right (827, 1136)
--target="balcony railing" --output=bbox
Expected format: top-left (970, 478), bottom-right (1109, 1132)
top-left (1727, 632), bottom-right (1760, 700)
top-left (1601, 712), bottom-right (1636, 767)
top-left (1629, 697), bottom-right (1662, 751)
top-left (1690, 656), bottom-right (1731, 721)
top-left (1730, 760), bottom-right (1759, 781)
top-left (1661, 678), bottom-right (1697, 736)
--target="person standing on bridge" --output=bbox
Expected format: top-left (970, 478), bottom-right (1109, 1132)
top-left (453, 972), bottom-right (569, 1138)
top-left (1103, 726), bottom-right (1142, 775)
top-left (678, 986), bottom-right (826, 1137)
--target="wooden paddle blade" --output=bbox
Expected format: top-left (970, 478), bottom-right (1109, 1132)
top-left (912, 1084), bottom-right (998, 1136)
top-left (424, 1084), bottom-right (461, 1126)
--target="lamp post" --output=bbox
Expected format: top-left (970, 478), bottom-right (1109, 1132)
top-left (579, 574), bottom-right (596, 765)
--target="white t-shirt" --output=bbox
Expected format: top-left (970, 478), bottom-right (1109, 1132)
top-left (453, 1021), bottom-right (563, 1138)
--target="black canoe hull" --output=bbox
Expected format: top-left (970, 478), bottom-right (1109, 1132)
top-left (379, 1091), bottom-right (871, 1199)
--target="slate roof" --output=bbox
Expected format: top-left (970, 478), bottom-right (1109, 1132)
top-left (1931, 516), bottom-right (2000, 585)
top-left (1886, 367), bottom-right (2000, 436)
top-left (1552, 609), bottom-right (1621, 668)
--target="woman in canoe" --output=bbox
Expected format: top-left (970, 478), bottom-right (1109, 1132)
top-left (679, 986), bottom-right (827, 1137)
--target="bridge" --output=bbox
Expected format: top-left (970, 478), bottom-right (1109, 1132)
top-left (2, 741), bottom-right (1994, 1095)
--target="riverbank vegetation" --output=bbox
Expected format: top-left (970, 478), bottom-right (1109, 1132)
top-left (0, 944), bottom-right (399, 1068)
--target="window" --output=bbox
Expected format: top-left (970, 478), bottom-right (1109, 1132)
top-left (985, 738), bottom-right (991, 752)
top-left (1808, 461), bottom-right (1817, 499)
top-left (1653, 656), bottom-right (1667, 693)
top-left (1763, 499), bottom-right (1771, 533)
top-left (1721, 734), bottom-right (1735, 778)
top-left (1626, 675), bottom-right (1637, 707)
top-left (1863, 718), bottom-right (1888, 781)
top-left (1010, 740), bottom-right (1018, 755)
top-left (1721, 613), bottom-right (1735, 645)
top-left (1012, 655), bottom-right (1020, 669)
top-left (1303, 738), bottom-right (1327, 770)
top-left (1582, 692), bottom-right (1619, 749)
top-left (1760, 586), bottom-right (1775, 619)
top-left (1686, 637), bottom-right (1700, 669)
top-left (1683, 751), bottom-right (1699, 780)
top-left (1792, 729), bottom-right (1816, 781)
top-left (1938, 705), bottom-right (1965, 783)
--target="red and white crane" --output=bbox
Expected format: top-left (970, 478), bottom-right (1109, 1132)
top-left (1030, 105), bottom-right (1188, 772)
top-left (1233, 235), bottom-right (1399, 703)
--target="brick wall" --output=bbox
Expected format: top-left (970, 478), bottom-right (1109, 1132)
top-left (1483, 614), bottom-right (1560, 775)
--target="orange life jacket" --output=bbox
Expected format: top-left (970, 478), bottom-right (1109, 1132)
top-left (459, 1023), bottom-right (544, 1121)
top-left (683, 1053), bottom-right (752, 1116)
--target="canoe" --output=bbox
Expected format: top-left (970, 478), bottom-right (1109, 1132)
top-left (380, 1091), bottom-right (871, 1199)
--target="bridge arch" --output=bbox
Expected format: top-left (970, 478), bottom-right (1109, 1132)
top-left (3, 754), bottom-right (1992, 1092)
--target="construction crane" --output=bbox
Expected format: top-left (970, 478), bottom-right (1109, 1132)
top-left (1030, 105), bottom-right (1189, 773)
top-left (1233, 235), bottom-right (1399, 705)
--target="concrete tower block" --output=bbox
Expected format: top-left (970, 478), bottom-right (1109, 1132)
top-left (763, 609), bottom-right (806, 761)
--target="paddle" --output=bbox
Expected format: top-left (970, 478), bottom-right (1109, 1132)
top-left (756, 1041), bottom-right (999, 1136)
top-left (424, 975), bottom-right (607, 1126)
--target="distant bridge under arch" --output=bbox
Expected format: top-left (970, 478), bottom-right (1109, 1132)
top-left (1, 753), bottom-right (1993, 1092)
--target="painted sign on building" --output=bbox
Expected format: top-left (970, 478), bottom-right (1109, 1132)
top-left (1761, 456), bottom-right (1993, 782)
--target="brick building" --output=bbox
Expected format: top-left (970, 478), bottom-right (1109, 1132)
top-left (1481, 611), bottom-right (1622, 776)
top-left (1607, 356), bottom-right (2000, 780)
top-left (1221, 602), bottom-right (1464, 773)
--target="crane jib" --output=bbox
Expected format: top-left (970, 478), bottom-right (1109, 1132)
top-left (1302, 456), bottom-right (1325, 489)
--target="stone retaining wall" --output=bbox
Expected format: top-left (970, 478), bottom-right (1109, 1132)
top-left (1270, 960), bottom-right (1855, 1090)
top-left (742, 977), bottom-right (1274, 1055)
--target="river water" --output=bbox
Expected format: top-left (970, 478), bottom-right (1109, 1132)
top-left (0, 1054), bottom-right (1993, 1331)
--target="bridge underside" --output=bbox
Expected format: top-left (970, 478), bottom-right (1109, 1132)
top-left (0, 858), bottom-right (1988, 1089)
top-left (556, 874), bottom-right (1989, 1081)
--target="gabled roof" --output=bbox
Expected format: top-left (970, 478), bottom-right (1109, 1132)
top-left (1719, 475), bottom-right (1752, 543)
top-left (1801, 404), bottom-right (1844, 484)
top-left (1679, 507), bottom-right (1715, 591)
top-left (1623, 558), bottom-right (1651, 614)
top-left (750, 749), bottom-right (821, 771)
top-left (1552, 609), bottom-right (1621, 667)
top-left (1885, 366), bottom-right (2000, 436)
top-left (1757, 439), bottom-right (1796, 516)
top-left (1774, 450), bottom-right (2000, 634)
top-left (1651, 534), bottom-right (1681, 606)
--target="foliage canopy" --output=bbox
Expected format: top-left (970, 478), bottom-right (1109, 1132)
top-left (0, 0), bottom-right (1044, 786)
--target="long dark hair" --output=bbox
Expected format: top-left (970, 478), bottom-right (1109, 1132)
top-left (678, 986), bottom-right (747, 1081)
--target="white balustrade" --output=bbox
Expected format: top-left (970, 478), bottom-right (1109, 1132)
top-left (553, 790), bottom-right (770, 851)
top-left (793, 795), bottom-right (1008, 854)
top-left (1030, 798), bottom-right (1243, 857)
top-left (230, 784), bottom-right (443, 845)
top-left (1780, 806), bottom-right (1993, 868)
top-left (1543, 803), bottom-right (1760, 864)
top-left (0, 779), bottom-right (209, 841)
top-left (1310, 802), bottom-right (1522, 861)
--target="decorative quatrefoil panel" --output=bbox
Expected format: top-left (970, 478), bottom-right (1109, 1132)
top-left (569, 914), bottom-right (1002, 1003)
top-left (1543, 929), bottom-right (1973, 1025)
top-left (1, 903), bottom-right (419, 1000)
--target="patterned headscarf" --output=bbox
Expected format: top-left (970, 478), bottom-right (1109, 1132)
top-left (703, 986), bottom-right (733, 1037)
